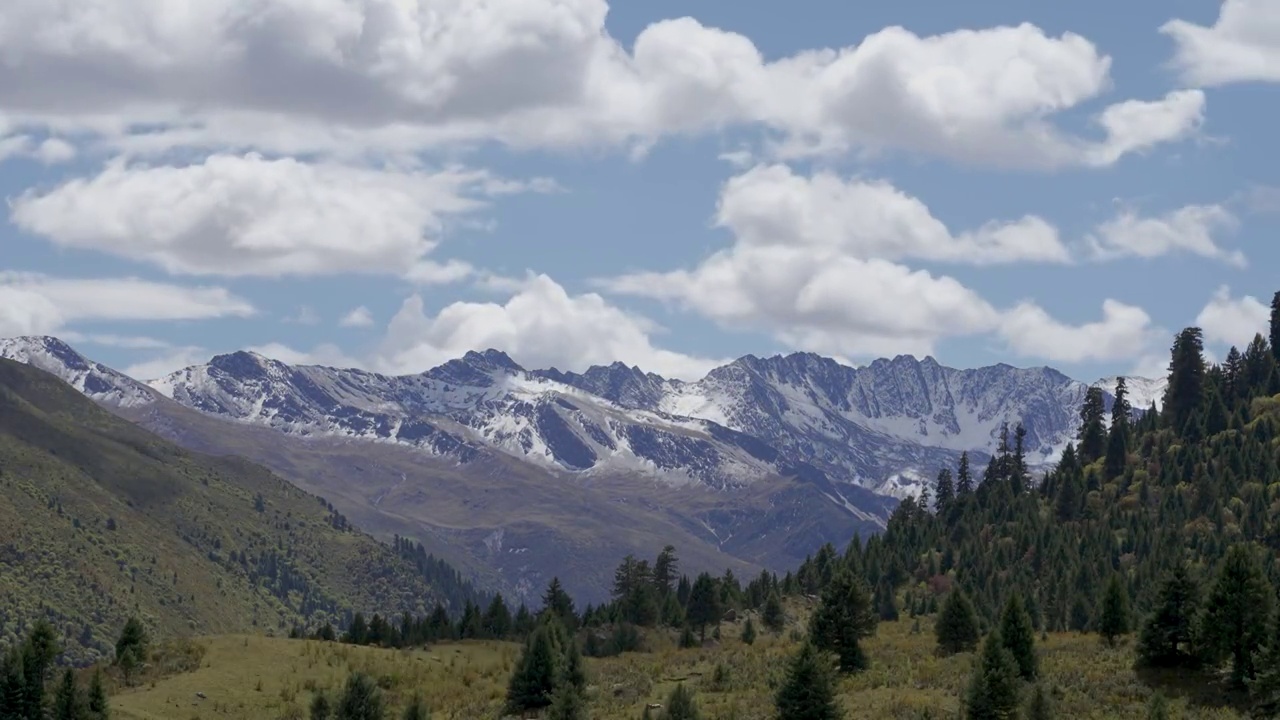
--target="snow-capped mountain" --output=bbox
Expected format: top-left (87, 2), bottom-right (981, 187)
top-left (0, 336), bottom-right (1162, 504)
top-left (0, 336), bottom-right (156, 407)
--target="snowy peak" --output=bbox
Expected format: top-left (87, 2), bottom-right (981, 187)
top-left (426, 349), bottom-right (524, 387)
top-left (1094, 375), bottom-right (1167, 412)
top-left (0, 336), bottom-right (155, 407)
top-left (532, 361), bottom-right (673, 408)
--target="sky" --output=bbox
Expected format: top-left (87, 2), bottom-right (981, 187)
top-left (1, 0), bottom-right (1278, 384)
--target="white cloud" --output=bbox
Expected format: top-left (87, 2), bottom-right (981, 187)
top-left (1162, 0), bottom-right (1280, 86)
top-left (1085, 204), bottom-right (1243, 266)
top-left (998, 299), bottom-right (1159, 363)
top-left (0, 1), bottom-right (1200, 168)
top-left (8, 153), bottom-right (516, 278)
top-left (339, 306), bottom-right (375, 328)
top-left (0, 273), bottom-right (255, 337)
top-left (1195, 285), bottom-right (1271, 347)
top-left (374, 274), bottom-right (721, 380)
top-left (122, 346), bottom-right (209, 381)
top-left (284, 306), bottom-right (321, 326)
top-left (715, 164), bottom-right (1070, 265)
top-left (35, 137), bottom-right (76, 164)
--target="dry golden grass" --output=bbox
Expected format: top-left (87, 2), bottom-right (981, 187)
top-left (110, 612), bottom-right (1247, 720)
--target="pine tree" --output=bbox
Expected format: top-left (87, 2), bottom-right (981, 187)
top-left (933, 467), bottom-right (955, 511)
top-left (808, 569), bottom-right (878, 673)
top-left (400, 694), bottom-right (429, 720)
top-left (1251, 615), bottom-right (1280, 718)
top-left (1098, 574), bottom-right (1132, 647)
top-left (741, 617), bottom-right (757, 645)
top-left (1165, 327), bottom-right (1207, 436)
top-left (86, 669), bottom-right (109, 720)
top-left (504, 617), bottom-right (560, 712)
top-left (965, 629), bottom-right (1021, 720)
top-left (1147, 692), bottom-right (1170, 720)
top-left (999, 592), bottom-right (1037, 681)
top-left (483, 594), bottom-right (513, 640)
top-left (679, 625), bottom-right (698, 649)
top-left (936, 589), bottom-right (981, 655)
top-left (336, 673), bottom-right (385, 720)
top-left (546, 684), bottom-right (585, 720)
top-left (1136, 564), bottom-right (1200, 669)
top-left (1078, 386), bottom-right (1107, 464)
top-left (542, 577), bottom-right (578, 632)
top-left (1200, 544), bottom-right (1274, 687)
top-left (310, 691), bottom-right (332, 720)
top-left (653, 545), bottom-right (679, 597)
top-left (762, 591), bottom-right (785, 633)
top-left (662, 683), bottom-right (701, 720)
top-left (686, 573), bottom-right (722, 641)
top-left (957, 452), bottom-right (974, 495)
top-left (1271, 291), bottom-right (1280, 364)
top-left (774, 642), bottom-right (842, 720)
top-left (1103, 378), bottom-right (1129, 479)
top-left (53, 668), bottom-right (84, 720)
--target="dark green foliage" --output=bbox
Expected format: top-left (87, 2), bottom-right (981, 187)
top-left (679, 625), bottom-right (698, 649)
top-left (1026, 683), bottom-right (1052, 720)
top-left (1271, 291), bottom-right (1280, 364)
top-left (336, 673), bottom-right (385, 720)
top-left (999, 592), bottom-right (1037, 681)
top-left (934, 467), bottom-right (955, 512)
top-left (1146, 692), bottom-right (1169, 720)
top-left (741, 617), bottom-right (757, 645)
top-left (965, 629), bottom-right (1021, 720)
top-left (1098, 574), bottom-right (1131, 647)
top-left (542, 578), bottom-right (579, 632)
top-left (808, 569), bottom-right (877, 673)
top-left (686, 573), bottom-right (721, 641)
top-left (1250, 614), bottom-right (1280, 718)
top-left (546, 684), bottom-right (585, 720)
top-left (310, 691), bottom-right (333, 720)
top-left (936, 589), bottom-right (980, 656)
top-left (1136, 564), bottom-right (1200, 669)
top-left (1077, 386), bottom-right (1107, 464)
top-left (506, 622), bottom-right (563, 714)
top-left (1164, 327), bottom-right (1206, 435)
top-left (400, 694), bottom-right (429, 720)
top-left (956, 451), bottom-right (973, 495)
top-left (1200, 543), bottom-right (1274, 687)
top-left (662, 683), bottom-right (701, 720)
top-left (54, 668), bottom-right (85, 720)
top-left (482, 594), bottom-right (513, 639)
top-left (86, 670), bottom-right (108, 720)
top-left (1103, 378), bottom-right (1129, 479)
top-left (774, 642), bottom-right (842, 720)
top-left (762, 592), bottom-right (785, 633)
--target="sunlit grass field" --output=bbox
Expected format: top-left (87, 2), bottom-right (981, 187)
top-left (110, 611), bottom-right (1245, 720)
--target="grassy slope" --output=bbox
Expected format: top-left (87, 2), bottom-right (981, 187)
top-left (0, 359), bottom-right (460, 663)
top-left (111, 610), bottom-right (1242, 720)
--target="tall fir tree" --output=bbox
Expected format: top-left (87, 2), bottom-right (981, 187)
top-left (933, 467), bottom-right (955, 512)
top-left (1097, 574), bottom-right (1132, 648)
top-left (774, 642), bottom-right (843, 720)
top-left (1103, 378), bottom-right (1129, 479)
top-left (686, 573), bottom-right (722, 641)
top-left (999, 592), bottom-right (1038, 681)
top-left (936, 589), bottom-right (981, 656)
top-left (1136, 564), bottom-right (1200, 669)
top-left (965, 629), bottom-right (1022, 720)
top-left (1271, 290), bottom-right (1280, 364)
top-left (53, 668), bottom-right (84, 720)
top-left (542, 578), bottom-right (578, 632)
top-left (1077, 386), bottom-right (1107, 464)
top-left (762, 591), bottom-right (786, 633)
top-left (956, 452), bottom-right (974, 495)
top-left (86, 669), bottom-right (108, 720)
top-left (808, 569), bottom-right (878, 673)
top-left (505, 620), bottom-right (564, 714)
top-left (1164, 327), bottom-right (1207, 436)
top-left (1200, 544), bottom-right (1274, 687)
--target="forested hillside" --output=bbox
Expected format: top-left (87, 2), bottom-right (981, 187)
top-left (0, 358), bottom-right (481, 664)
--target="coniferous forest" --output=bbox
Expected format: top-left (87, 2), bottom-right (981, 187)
top-left (6, 292), bottom-right (1280, 718)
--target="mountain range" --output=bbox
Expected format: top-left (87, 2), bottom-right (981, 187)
top-left (0, 335), bottom-right (1165, 603)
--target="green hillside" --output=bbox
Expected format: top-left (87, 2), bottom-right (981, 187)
top-left (0, 358), bottom-right (478, 664)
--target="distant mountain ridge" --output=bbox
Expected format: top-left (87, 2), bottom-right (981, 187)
top-left (1, 335), bottom-right (1163, 503)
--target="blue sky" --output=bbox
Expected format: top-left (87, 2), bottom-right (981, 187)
top-left (1, 0), bottom-right (1277, 382)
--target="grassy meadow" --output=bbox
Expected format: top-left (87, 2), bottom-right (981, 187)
top-left (109, 609), bottom-right (1245, 720)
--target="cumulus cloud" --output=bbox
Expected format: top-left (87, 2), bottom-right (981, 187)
top-left (339, 306), bottom-right (376, 328)
top-left (1162, 0), bottom-right (1280, 86)
top-left (0, 0), bottom-right (1201, 167)
top-left (1084, 204), bottom-right (1243, 266)
top-left (600, 164), bottom-right (1178, 364)
top-left (0, 273), bottom-right (255, 337)
top-left (998, 299), bottom-right (1160, 363)
top-left (1195, 285), bottom-right (1271, 347)
top-left (8, 153), bottom-right (522, 278)
top-left (373, 274), bottom-right (722, 380)
top-left (715, 164), bottom-right (1070, 265)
